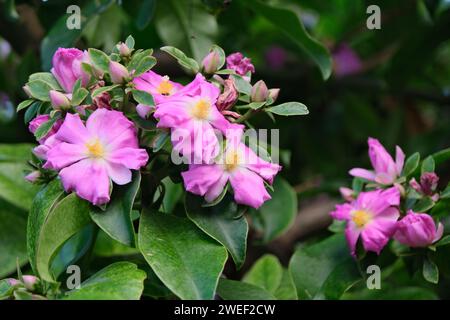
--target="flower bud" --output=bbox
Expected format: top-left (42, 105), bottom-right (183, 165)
top-left (420, 172), bottom-right (439, 195)
top-left (109, 61), bottom-right (129, 84)
top-left (250, 80), bottom-right (269, 102)
top-left (202, 50), bottom-right (221, 74)
top-left (22, 275), bottom-right (39, 291)
top-left (217, 78), bottom-right (238, 111)
top-left (49, 90), bottom-right (70, 110)
top-left (268, 88), bottom-right (280, 103)
top-left (339, 187), bottom-right (354, 202)
top-left (25, 171), bottom-right (41, 184)
top-left (394, 210), bottom-right (444, 247)
top-left (117, 42), bottom-right (131, 56)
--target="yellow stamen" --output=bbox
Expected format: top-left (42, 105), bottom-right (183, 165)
top-left (157, 76), bottom-right (174, 95)
top-left (224, 151), bottom-right (240, 172)
top-left (191, 99), bottom-right (211, 120)
top-left (86, 139), bottom-right (104, 158)
top-left (351, 210), bottom-right (372, 228)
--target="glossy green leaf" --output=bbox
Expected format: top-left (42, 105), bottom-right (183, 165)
top-left (71, 87), bottom-right (89, 106)
top-left (27, 80), bottom-right (52, 101)
top-left (243, 254), bottom-right (283, 294)
top-left (16, 99), bottom-right (34, 112)
top-left (289, 234), bottom-right (361, 299)
top-left (252, 177), bottom-right (297, 243)
top-left (432, 148), bottom-right (450, 166)
top-left (34, 115), bottom-right (60, 141)
top-left (185, 193), bottom-right (248, 269)
top-left (90, 172), bottom-right (140, 247)
top-left (65, 262), bottom-right (146, 300)
top-left (89, 48), bottom-right (111, 73)
top-left (133, 56), bottom-right (157, 77)
top-left (29, 72), bottom-right (62, 90)
top-left (413, 197), bottom-right (435, 212)
top-left (421, 155), bottom-right (435, 173)
top-left (231, 74), bottom-right (252, 95)
top-left (266, 102), bottom-right (309, 116)
top-left (274, 269), bottom-right (298, 300)
top-left (160, 46), bottom-right (200, 73)
top-left (423, 257), bottom-right (439, 284)
top-left (402, 152), bottom-right (420, 177)
top-left (245, 0), bottom-right (332, 80)
top-left (91, 84), bottom-right (120, 98)
top-left (132, 90), bottom-right (155, 106)
top-left (217, 279), bottom-right (275, 300)
top-left (138, 211), bottom-right (227, 300)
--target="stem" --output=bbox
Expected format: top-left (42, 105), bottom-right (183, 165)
top-left (235, 109), bottom-right (254, 124)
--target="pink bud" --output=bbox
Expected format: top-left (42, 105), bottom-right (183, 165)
top-left (6, 278), bottom-right (20, 286)
top-left (22, 275), bottom-right (39, 291)
top-left (268, 88), bottom-right (280, 103)
top-left (25, 171), bottom-right (41, 183)
top-left (420, 172), bottom-right (439, 195)
top-left (202, 50), bottom-right (221, 74)
top-left (28, 115), bottom-right (50, 134)
top-left (409, 178), bottom-right (422, 193)
top-left (226, 52), bottom-right (255, 77)
top-left (251, 80), bottom-right (269, 102)
top-left (51, 48), bottom-right (90, 93)
top-left (49, 90), bottom-right (70, 110)
top-left (117, 42), bottom-right (131, 56)
top-left (109, 61), bottom-right (129, 84)
top-left (217, 78), bottom-right (238, 111)
top-left (339, 187), bottom-right (354, 202)
top-left (394, 210), bottom-right (444, 247)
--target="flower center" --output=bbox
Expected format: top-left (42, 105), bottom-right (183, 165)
top-left (157, 76), bottom-right (174, 96)
top-left (86, 139), bottom-right (105, 159)
top-left (191, 99), bottom-right (211, 120)
top-left (351, 210), bottom-right (372, 228)
top-left (224, 151), bottom-right (240, 172)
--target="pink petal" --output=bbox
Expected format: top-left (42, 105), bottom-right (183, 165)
top-left (56, 113), bottom-right (90, 144)
top-left (395, 146), bottom-right (405, 175)
top-left (181, 164), bottom-right (225, 196)
top-left (349, 168), bottom-right (376, 181)
top-left (105, 162), bottom-right (132, 185)
top-left (59, 159), bottom-right (111, 206)
top-left (433, 223), bottom-right (444, 243)
top-left (229, 167), bottom-right (271, 209)
top-left (107, 147), bottom-right (149, 170)
top-left (44, 142), bottom-right (87, 170)
top-left (205, 173), bottom-right (229, 203)
top-left (239, 144), bottom-right (281, 184)
top-left (345, 225), bottom-right (361, 257)
top-left (330, 203), bottom-right (353, 220)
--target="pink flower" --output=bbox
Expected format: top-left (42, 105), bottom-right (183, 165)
top-left (410, 172), bottom-right (439, 201)
top-left (394, 210), bottom-right (444, 247)
top-left (133, 70), bottom-right (185, 105)
top-left (43, 109), bottom-right (149, 205)
top-left (154, 74), bottom-right (243, 164)
top-left (349, 137), bottom-right (405, 185)
top-left (332, 43), bottom-right (363, 78)
top-left (29, 115), bottom-right (63, 144)
top-left (51, 48), bottom-right (90, 93)
top-left (331, 187), bottom-right (401, 256)
top-left (226, 52), bottom-right (255, 79)
top-left (182, 141), bottom-right (281, 209)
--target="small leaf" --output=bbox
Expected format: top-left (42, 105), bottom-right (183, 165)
top-left (134, 56), bottom-right (157, 77)
top-left (27, 80), bottom-right (53, 101)
top-left (243, 254), bottom-right (283, 294)
top-left (125, 35), bottom-right (135, 49)
top-left (231, 74), bottom-right (252, 95)
top-left (413, 197), bottom-right (435, 212)
top-left (217, 279), bottom-right (275, 300)
top-left (29, 72), bottom-right (62, 90)
top-left (132, 90), bottom-right (155, 106)
top-left (24, 101), bottom-right (41, 123)
top-left (421, 155), bottom-right (435, 174)
top-left (274, 269), bottom-right (298, 300)
top-left (89, 48), bottom-right (111, 72)
top-left (266, 102), bottom-right (309, 116)
top-left (436, 235), bottom-right (450, 247)
top-left (402, 152), bottom-right (420, 177)
top-left (441, 183), bottom-right (450, 199)
top-left (127, 49), bottom-right (154, 72)
top-left (65, 262), bottom-right (146, 300)
top-left (16, 99), bottom-right (34, 112)
top-left (423, 257), bottom-right (439, 284)
top-left (138, 210), bottom-right (227, 300)
top-left (91, 85), bottom-right (120, 98)
top-left (161, 46), bottom-right (199, 73)
top-left (34, 115), bottom-right (60, 141)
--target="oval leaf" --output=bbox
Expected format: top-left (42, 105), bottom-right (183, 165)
top-left (242, 254), bottom-right (283, 294)
top-left (266, 102), bottom-right (309, 116)
top-left (217, 279), bottom-right (275, 300)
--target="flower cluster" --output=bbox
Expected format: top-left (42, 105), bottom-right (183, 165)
top-left (331, 138), bottom-right (446, 257)
top-left (19, 38), bottom-right (292, 209)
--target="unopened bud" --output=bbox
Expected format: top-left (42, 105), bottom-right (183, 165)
top-left (268, 88), bottom-right (280, 103)
top-left (202, 50), bottom-right (221, 74)
top-left (49, 90), bottom-right (70, 110)
top-left (117, 42), bottom-right (131, 56)
top-left (250, 80), bottom-right (269, 102)
top-left (22, 275), bottom-right (39, 291)
top-left (109, 61), bottom-right (129, 84)
top-left (25, 171), bottom-right (41, 184)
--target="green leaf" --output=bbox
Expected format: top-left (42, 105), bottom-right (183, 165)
top-left (34, 115), bottom-right (60, 141)
top-left (27, 80), bottom-right (53, 101)
top-left (90, 172), bottom-right (140, 247)
top-left (402, 152), bottom-right (421, 177)
top-left (28, 183), bottom-right (92, 282)
top-left (156, 0), bottom-right (217, 62)
top-left (185, 193), bottom-right (248, 269)
top-left (252, 177), bottom-right (297, 243)
top-left (0, 199), bottom-right (28, 278)
top-left (160, 46), bottom-right (200, 73)
top-left (436, 235), bottom-right (450, 247)
top-left (421, 156), bottom-right (435, 173)
top-left (136, 0), bottom-right (156, 30)
top-left (125, 35), bottom-right (135, 50)
top-left (89, 48), bottom-right (111, 73)
top-left (133, 56), bottom-right (157, 77)
top-left (127, 49), bottom-right (154, 73)
top-left (91, 84), bottom-right (120, 98)
top-left (29, 72), bottom-right (62, 90)
top-left (289, 234), bottom-right (361, 299)
top-left (432, 148), bottom-right (450, 166)
top-left (0, 143), bottom-right (34, 162)
top-left (274, 269), bottom-right (298, 300)
top-left (266, 102), bottom-right (309, 116)
top-left (0, 279), bottom-right (16, 300)
top-left (24, 101), bottom-right (40, 123)
top-left (441, 183), bottom-right (450, 199)
top-left (71, 85), bottom-right (89, 106)
top-left (423, 257), bottom-right (439, 284)
top-left (65, 262), bottom-right (146, 300)
top-left (231, 74), bottom-right (252, 95)
top-left (244, 0), bottom-right (332, 80)
top-left (413, 197), bottom-right (435, 212)
top-left (217, 279), bottom-right (275, 300)
top-left (138, 210), bottom-right (227, 300)
top-left (16, 99), bottom-right (34, 112)
top-left (161, 177), bottom-right (183, 214)
top-left (243, 254), bottom-right (283, 294)
top-left (132, 90), bottom-right (155, 106)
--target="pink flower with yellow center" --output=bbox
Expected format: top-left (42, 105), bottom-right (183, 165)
top-left (330, 187), bottom-right (401, 256)
top-left (44, 109), bottom-right (149, 205)
top-left (349, 137), bottom-right (405, 185)
top-left (182, 141), bottom-right (281, 209)
top-left (154, 75), bottom-right (243, 164)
